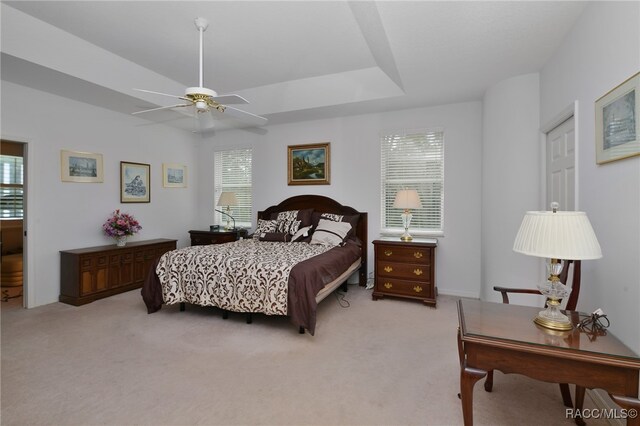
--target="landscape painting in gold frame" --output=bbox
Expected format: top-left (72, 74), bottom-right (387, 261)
top-left (595, 71), bottom-right (640, 164)
top-left (287, 142), bottom-right (330, 185)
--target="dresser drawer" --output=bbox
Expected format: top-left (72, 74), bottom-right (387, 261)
top-left (376, 277), bottom-right (433, 299)
top-left (376, 260), bottom-right (431, 281)
top-left (376, 245), bottom-right (431, 264)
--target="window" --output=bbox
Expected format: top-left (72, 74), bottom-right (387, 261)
top-left (0, 155), bottom-right (24, 219)
top-left (380, 129), bottom-right (444, 235)
top-left (214, 148), bottom-right (252, 228)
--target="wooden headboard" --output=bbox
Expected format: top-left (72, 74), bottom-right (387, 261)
top-left (258, 194), bottom-right (368, 286)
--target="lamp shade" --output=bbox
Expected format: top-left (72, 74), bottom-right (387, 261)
top-left (393, 189), bottom-right (422, 209)
top-left (216, 192), bottom-right (238, 207)
top-left (513, 210), bottom-right (602, 260)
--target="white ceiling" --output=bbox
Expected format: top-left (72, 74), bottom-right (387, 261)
top-left (1, 1), bottom-right (587, 131)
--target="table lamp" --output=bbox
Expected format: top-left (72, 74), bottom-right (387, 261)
top-left (512, 202), bottom-right (602, 330)
top-left (215, 191), bottom-right (238, 231)
top-left (393, 189), bottom-right (422, 241)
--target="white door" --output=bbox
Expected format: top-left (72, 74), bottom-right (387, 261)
top-left (546, 116), bottom-right (575, 211)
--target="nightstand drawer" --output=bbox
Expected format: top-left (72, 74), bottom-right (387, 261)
top-left (376, 260), bottom-right (431, 281)
top-left (376, 246), bottom-right (431, 264)
top-left (376, 278), bottom-right (433, 299)
top-left (189, 230), bottom-right (237, 246)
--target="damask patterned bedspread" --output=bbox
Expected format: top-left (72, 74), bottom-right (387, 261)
top-left (156, 239), bottom-right (332, 315)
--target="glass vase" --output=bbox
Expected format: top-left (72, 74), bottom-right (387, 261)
top-left (115, 236), bottom-right (127, 247)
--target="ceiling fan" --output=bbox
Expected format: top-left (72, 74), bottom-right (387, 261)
top-left (132, 17), bottom-right (267, 130)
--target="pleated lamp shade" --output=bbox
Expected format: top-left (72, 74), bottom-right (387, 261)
top-left (513, 211), bottom-right (602, 260)
top-left (217, 192), bottom-right (238, 207)
top-left (393, 189), bottom-right (422, 209)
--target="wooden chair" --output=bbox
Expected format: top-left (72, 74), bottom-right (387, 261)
top-left (488, 260), bottom-right (583, 413)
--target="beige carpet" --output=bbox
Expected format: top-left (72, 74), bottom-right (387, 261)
top-left (1, 285), bottom-right (608, 425)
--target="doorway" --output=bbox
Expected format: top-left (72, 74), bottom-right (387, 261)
top-left (546, 116), bottom-right (576, 211)
top-left (1, 140), bottom-right (25, 308)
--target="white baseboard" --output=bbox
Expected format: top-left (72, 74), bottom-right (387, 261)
top-left (588, 389), bottom-right (624, 426)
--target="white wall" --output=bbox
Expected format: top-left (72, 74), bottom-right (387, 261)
top-left (197, 102), bottom-right (483, 298)
top-left (1, 81), bottom-right (200, 307)
top-left (540, 2), bottom-right (640, 352)
top-left (481, 73), bottom-right (544, 305)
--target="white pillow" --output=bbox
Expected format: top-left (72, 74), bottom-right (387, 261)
top-left (291, 225), bottom-right (313, 242)
top-left (310, 219), bottom-right (352, 246)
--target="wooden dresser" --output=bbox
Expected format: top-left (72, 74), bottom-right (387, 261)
top-left (189, 230), bottom-right (238, 246)
top-left (372, 238), bottom-right (437, 306)
top-left (60, 238), bottom-right (176, 306)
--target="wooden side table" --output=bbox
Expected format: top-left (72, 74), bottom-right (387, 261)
top-left (188, 230), bottom-right (238, 246)
top-left (457, 299), bottom-right (640, 426)
top-left (372, 238), bottom-right (437, 306)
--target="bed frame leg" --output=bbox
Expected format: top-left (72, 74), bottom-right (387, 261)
top-left (222, 310), bottom-right (229, 320)
top-left (246, 313), bottom-right (252, 324)
top-left (341, 281), bottom-right (348, 292)
top-left (299, 326), bottom-right (305, 334)
top-left (179, 302), bottom-right (185, 312)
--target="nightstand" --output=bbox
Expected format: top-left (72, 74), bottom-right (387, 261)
top-left (188, 230), bottom-right (238, 246)
top-left (372, 238), bottom-right (437, 306)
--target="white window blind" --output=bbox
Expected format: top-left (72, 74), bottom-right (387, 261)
top-left (214, 148), bottom-right (252, 228)
top-left (0, 155), bottom-right (24, 219)
top-left (381, 129), bottom-right (444, 234)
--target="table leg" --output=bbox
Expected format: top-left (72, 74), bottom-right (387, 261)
top-left (609, 394), bottom-right (640, 426)
top-left (573, 386), bottom-right (586, 426)
top-left (460, 362), bottom-right (487, 426)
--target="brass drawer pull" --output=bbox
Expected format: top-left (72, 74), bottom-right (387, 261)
top-left (384, 250), bottom-right (393, 256)
top-left (413, 286), bottom-right (423, 293)
top-left (413, 268), bottom-right (423, 276)
top-left (384, 266), bottom-right (393, 273)
top-left (414, 251), bottom-right (423, 259)
top-left (384, 282), bottom-right (393, 289)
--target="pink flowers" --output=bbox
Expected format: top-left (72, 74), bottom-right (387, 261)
top-left (102, 209), bottom-right (142, 237)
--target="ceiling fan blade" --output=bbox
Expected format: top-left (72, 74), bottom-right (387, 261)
top-left (132, 104), bottom-right (191, 115)
top-left (220, 106), bottom-right (268, 126)
top-left (211, 94), bottom-right (249, 105)
top-left (133, 88), bottom-right (189, 101)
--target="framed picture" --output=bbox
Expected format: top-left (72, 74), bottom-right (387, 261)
top-left (60, 150), bottom-right (103, 183)
top-left (595, 71), bottom-right (640, 164)
top-left (162, 163), bottom-right (187, 188)
top-left (120, 161), bottom-right (150, 203)
top-left (287, 142), bottom-right (330, 185)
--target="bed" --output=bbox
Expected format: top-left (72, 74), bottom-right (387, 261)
top-left (142, 195), bottom-right (368, 335)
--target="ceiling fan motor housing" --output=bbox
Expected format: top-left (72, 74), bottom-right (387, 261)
top-left (185, 87), bottom-right (223, 111)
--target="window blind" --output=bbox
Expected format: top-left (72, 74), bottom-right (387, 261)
top-left (380, 129), bottom-right (444, 234)
top-left (0, 155), bottom-right (24, 219)
top-left (214, 149), bottom-right (252, 227)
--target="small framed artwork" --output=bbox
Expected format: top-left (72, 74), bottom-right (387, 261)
top-left (120, 161), bottom-right (150, 203)
top-left (287, 142), bottom-right (330, 185)
top-left (162, 163), bottom-right (187, 188)
top-left (595, 71), bottom-right (640, 164)
top-left (60, 150), bottom-right (103, 183)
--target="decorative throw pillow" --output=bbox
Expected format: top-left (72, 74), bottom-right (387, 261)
top-left (271, 209), bottom-right (313, 235)
top-left (291, 225), bottom-right (313, 243)
top-left (312, 212), bottom-right (360, 240)
top-left (253, 219), bottom-right (278, 239)
top-left (310, 219), bottom-right (352, 246)
top-left (258, 232), bottom-right (292, 242)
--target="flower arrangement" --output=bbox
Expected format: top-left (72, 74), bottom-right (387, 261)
top-left (102, 209), bottom-right (142, 238)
